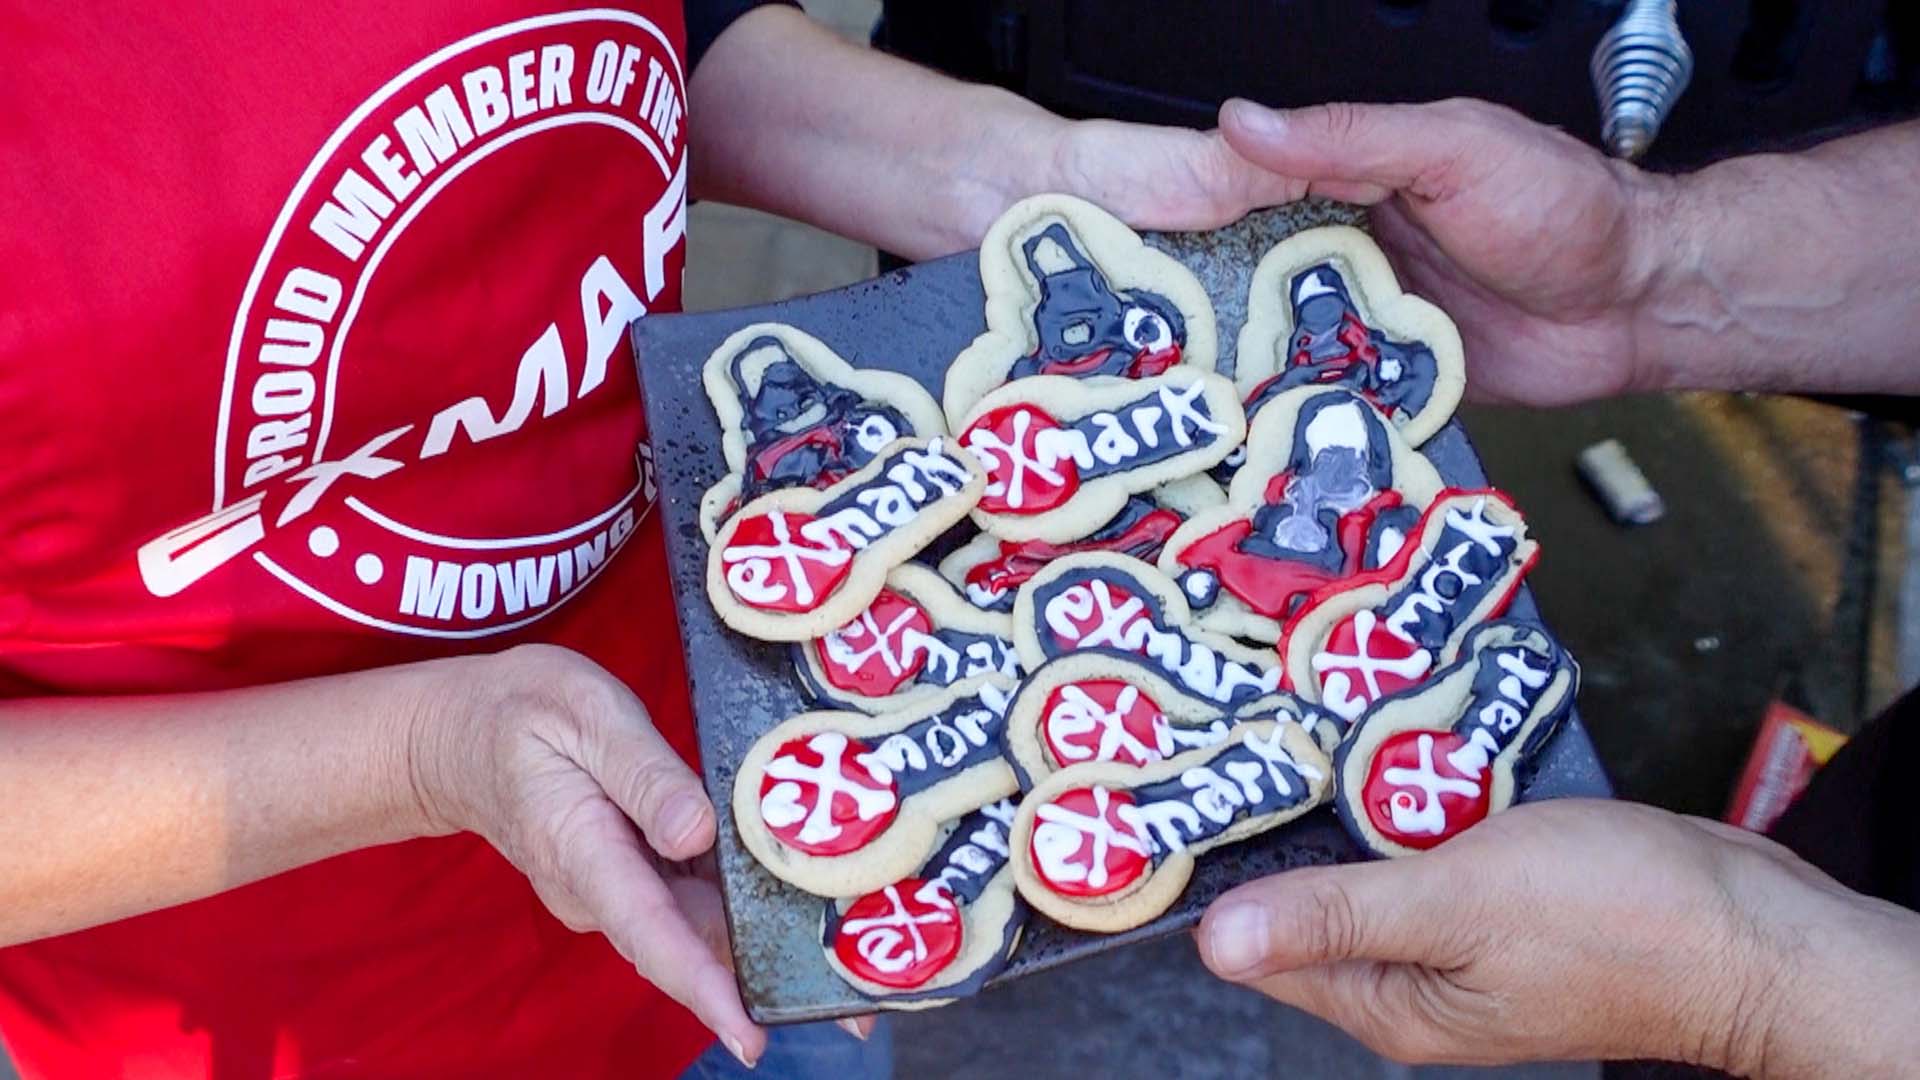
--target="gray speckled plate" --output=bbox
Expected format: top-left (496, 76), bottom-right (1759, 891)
top-left (631, 203), bottom-right (1612, 1024)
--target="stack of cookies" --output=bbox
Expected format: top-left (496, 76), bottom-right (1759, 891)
top-left (698, 195), bottom-right (1579, 1008)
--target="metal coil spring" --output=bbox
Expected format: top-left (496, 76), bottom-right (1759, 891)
top-left (1590, 0), bottom-right (1695, 160)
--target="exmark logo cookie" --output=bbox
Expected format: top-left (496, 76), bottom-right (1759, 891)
top-left (135, 11), bottom-right (690, 637)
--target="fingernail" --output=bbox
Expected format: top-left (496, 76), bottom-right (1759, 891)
top-left (722, 1034), bottom-right (756, 1069)
top-left (836, 1017), bottom-right (869, 1042)
top-left (660, 792), bottom-right (708, 851)
top-left (1205, 901), bottom-right (1272, 978)
top-left (1225, 98), bottom-right (1286, 139)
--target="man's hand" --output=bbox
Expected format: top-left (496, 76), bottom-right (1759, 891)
top-left (1198, 799), bottom-right (1920, 1074)
top-left (409, 644), bottom-right (770, 1066)
top-left (1219, 98), bottom-right (1668, 406)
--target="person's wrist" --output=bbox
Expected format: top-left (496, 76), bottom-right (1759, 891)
top-left (398, 648), bottom-right (545, 840)
top-left (923, 86), bottom-right (1071, 255)
top-left (1614, 162), bottom-right (1694, 395)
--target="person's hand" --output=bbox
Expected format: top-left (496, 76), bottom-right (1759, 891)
top-left (1218, 98), bottom-right (1672, 406)
top-left (1198, 799), bottom-right (1920, 1073)
top-left (1047, 117), bottom-right (1310, 234)
top-left (404, 645), bottom-right (790, 1065)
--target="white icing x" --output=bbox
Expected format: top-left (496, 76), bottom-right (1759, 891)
top-left (724, 511), bottom-right (852, 607)
top-left (842, 883), bottom-right (959, 976)
top-left (1045, 683), bottom-right (1229, 765)
top-left (1032, 786), bottom-right (1149, 890)
top-left (1312, 609), bottom-right (1434, 721)
top-left (760, 731), bottom-right (897, 844)
top-left (1383, 732), bottom-right (1481, 837)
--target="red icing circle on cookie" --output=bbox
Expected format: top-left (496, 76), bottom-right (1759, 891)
top-left (758, 733), bottom-right (899, 855)
top-left (814, 589), bottom-right (934, 695)
top-left (1028, 786), bottom-right (1150, 898)
top-left (721, 511), bottom-right (855, 613)
top-left (1360, 729), bottom-right (1493, 850)
top-left (963, 404), bottom-right (1079, 515)
top-left (831, 878), bottom-right (964, 989)
top-left (1317, 612), bottom-right (1427, 705)
top-left (1040, 680), bottom-right (1167, 768)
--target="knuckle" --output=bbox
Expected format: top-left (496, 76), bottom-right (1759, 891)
top-left (623, 753), bottom-right (697, 823)
top-left (1302, 877), bottom-right (1365, 962)
top-left (1313, 101), bottom-right (1367, 143)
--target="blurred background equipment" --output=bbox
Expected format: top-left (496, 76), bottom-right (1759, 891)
top-left (1590, 0), bottom-right (1694, 159)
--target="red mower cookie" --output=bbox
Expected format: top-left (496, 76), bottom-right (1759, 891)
top-left (1159, 384), bottom-right (1443, 643)
top-left (700, 323), bottom-right (946, 541)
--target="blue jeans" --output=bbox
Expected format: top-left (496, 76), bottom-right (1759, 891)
top-left (678, 1019), bottom-right (893, 1080)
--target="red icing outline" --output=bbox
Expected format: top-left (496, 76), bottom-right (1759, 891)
top-left (1174, 489), bottom-right (1404, 620)
top-left (964, 508), bottom-right (1181, 601)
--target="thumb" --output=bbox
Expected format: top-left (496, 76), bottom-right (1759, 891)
top-left (1198, 858), bottom-right (1453, 981)
top-left (1219, 98), bottom-right (1468, 205)
top-left (588, 690), bottom-right (718, 862)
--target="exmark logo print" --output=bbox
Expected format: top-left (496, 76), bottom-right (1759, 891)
top-left (136, 10), bottom-right (688, 637)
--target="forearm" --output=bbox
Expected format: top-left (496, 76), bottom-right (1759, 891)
top-left (1741, 889), bottom-right (1920, 1077)
top-left (687, 6), bottom-right (1064, 259)
top-left (1630, 118), bottom-right (1920, 395)
top-left (0, 658), bottom-right (458, 944)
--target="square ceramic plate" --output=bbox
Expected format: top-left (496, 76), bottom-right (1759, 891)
top-left (631, 204), bottom-right (1612, 1024)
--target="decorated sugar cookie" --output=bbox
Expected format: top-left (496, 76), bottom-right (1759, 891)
top-left (1011, 553), bottom-right (1282, 708)
top-left (1008, 719), bottom-right (1331, 933)
top-left (706, 436), bottom-right (984, 642)
top-left (794, 563), bottom-right (1021, 714)
top-left (1159, 385), bottom-right (1444, 643)
top-left (733, 677), bottom-right (1020, 898)
top-left (1281, 490), bottom-right (1539, 723)
top-left (1334, 621), bottom-right (1577, 858)
top-left (957, 371), bottom-right (1245, 544)
top-left (942, 194), bottom-right (1217, 430)
top-left (1002, 652), bottom-right (1239, 789)
top-left (939, 474), bottom-right (1224, 613)
top-left (700, 324), bottom-right (946, 539)
top-left (821, 798), bottom-right (1025, 1003)
top-left (1237, 226), bottom-right (1465, 447)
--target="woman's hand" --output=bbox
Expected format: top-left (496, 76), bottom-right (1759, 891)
top-left (1198, 799), bottom-right (1920, 1074)
top-left (1218, 98), bottom-right (1667, 406)
top-left (408, 644), bottom-right (767, 1066)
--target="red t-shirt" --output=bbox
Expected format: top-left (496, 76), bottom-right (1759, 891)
top-left (0, 4), bottom-right (725, 1076)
